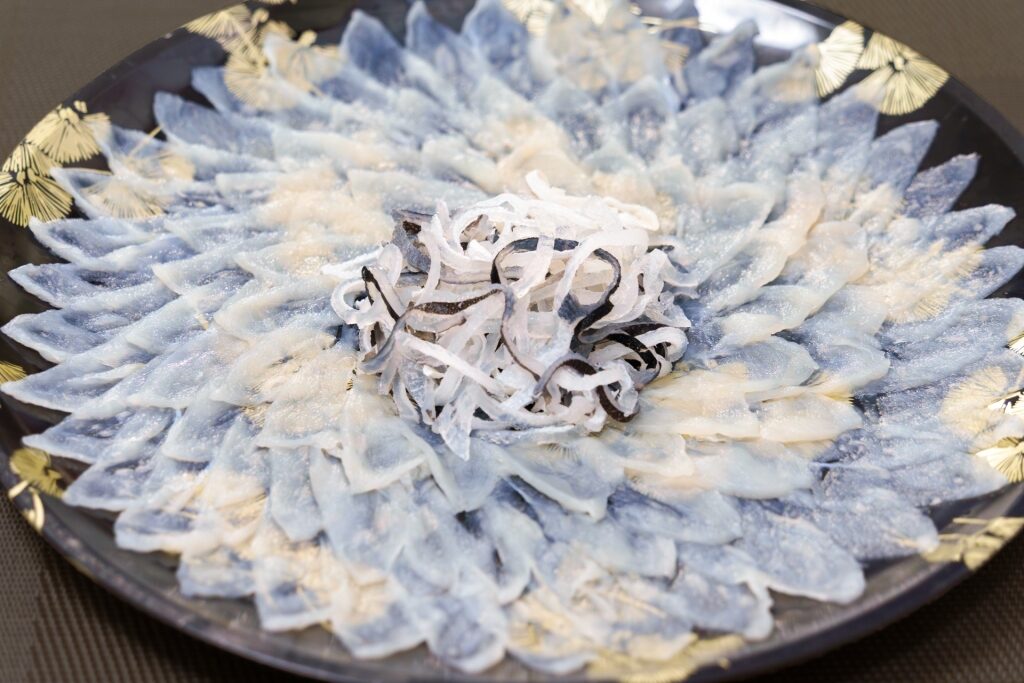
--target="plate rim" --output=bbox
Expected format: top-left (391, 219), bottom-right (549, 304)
top-left (2, 1), bottom-right (1024, 681)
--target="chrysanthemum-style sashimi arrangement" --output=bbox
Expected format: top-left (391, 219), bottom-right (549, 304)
top-left (3, 0), bottom-right (1024, 675)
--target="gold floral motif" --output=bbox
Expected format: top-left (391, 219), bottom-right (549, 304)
top-left (183, 5), bottom-right (255, 41)
top-left (923, 517), bottom-right (1024, 570)
top-left (3, 139), bottom-right (55, 175)
top-left (938, 363), bottom-right (1008, 437)
top-left (4, 119), bottom-right (193, 225)
top-left (184, 5), bottom-right (296, 110)
top-left (0, 166), bottom-right (73, 227)
top-left (988, 389), bottom-right (1024, 416)
top-left (0, 361), bottom-right (26, 384)
top-left (814, 21), bottom-right (865, 98)
top-left (2, 100), bottom-right (110, 226)
top-left (503, 0), bottom-right (555, 34)
top-left (1008, 330), bottom-right (1024, 356)
top-left (501, 5), bottom-right (941, 115)
top-left (26, 101), bottom-right (110, 164)
top-left (811, 23), bottom-right (949, 115)
top-left (120, 127), bottom-right (196, 182)
top-left (635, 9), bottom-right (698, 73)
top-left (7, 447), bottom-right (64, 533)
top-left (1, 138), bottom-right (73, 226)
top-left (79, 173), bottom-right (166, 220)
top-left (10, 447), bottom-right (63, 497)
top-left (224, 51), bottom-right (289, 110)
top-left (588, 635), bottom-right (743, 683)
top-left (856, 33), bottom-right (948, 116)
top-left (975, 438), bottom-right (1024, 483)
top-left (506, 0), bottom-right (691, 72)
top-left (244, 13), bottom-right (294, 55)
top-left (571, 0), bottom-right (611, 25)
top-left (273, 30), bottom-right (339, 94)
top-left (504, 0), bottom-right (619, 32)
top-left (6, 480), bottom-right (45, 533)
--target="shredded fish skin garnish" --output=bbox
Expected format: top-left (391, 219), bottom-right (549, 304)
top-left (8, 0), bottom-right (1024, 672)
top-left (324, 172), bottom-right (693, 457)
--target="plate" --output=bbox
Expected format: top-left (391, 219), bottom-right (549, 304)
top-left (2, 1), bottom-right (1024, 681)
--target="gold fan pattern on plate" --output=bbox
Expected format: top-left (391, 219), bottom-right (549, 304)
top-left (975, 438), bottom-right (1024, 483)
top-left (814, 21), bottom-right (865, 98)
top-left (923, 517), bottom-right (1024, 570)
top-left (0, 361), bottom-right (26, 385)
top-left (1, 363), bottom-right (60, 534)
top-left (185, 5), bottom-right (301, 110)
top-left (26, 100), bottom-right (110, 164)
top-left (857, 33), bottom-right (949, 116)
top-left (0, 3), bottom-right (951, 229)
top-left (504, 0), bottom-right (696, 74)
top-left (6, 447), bottom-right (63, 533)
top-left (0, 3), bottom-right (1015, 681)
top-left (588, 635), bottom-right (743, 683)
top-left (0, 101), bottom-right (110, 227)
top-left (80, 173), bottom-right (169, 220)
top-left (0, 165), bottom-right (72, 227)
top-left (117, 126), bottom-right (196, 182)
top-left (983, 332), bottom-right (1024, 482)
top-left (815, 22), bottom-right (948, 115)
top-left (0, 135), bottom-right (75, 227)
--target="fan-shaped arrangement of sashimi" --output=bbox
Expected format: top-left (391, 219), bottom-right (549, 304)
top-left (3, 0), bottom-right (1022, 675)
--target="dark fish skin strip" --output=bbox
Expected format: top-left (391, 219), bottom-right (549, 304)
top-left (605, 332), bottom-right (660, 369)
top-left (393, 209), bottom-right (432, 228)
top-left (360, 213), bottom-right (674, 425)
top-left (361, 266), bottom-right (403, 320)
top-left (496, 288), bottom-right (543, 380)
top-left (616, 321), bottom-right (665, 336)
top-left (489, 237), bottom-right (581, 284)
top-left (532, 354), bottom-right (638, 422)
top-left (596, 385), bottom-right (638, 423)
top-left (489, 235), bottom-right (623, 347)
top-left (391, 218), bottom-right (431, 273)
top-left (416, 290), bottom-right (503, 315)
top-left (362, 287), bottom-right (507, 372)
top-left (571, 247), bottom-right (621, 336)
top-left (578, 320), bottom-right (663, 344)
top-left (532, 353), bottom-right (595, 396)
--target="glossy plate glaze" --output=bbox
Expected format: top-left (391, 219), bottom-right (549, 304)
top-left (2, 0), bottom-right (1023, 681)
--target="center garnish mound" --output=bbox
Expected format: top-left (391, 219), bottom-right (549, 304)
top-left (6, 0), bottom-right (1024, 677)
top-left (325, 172), bottom-right (691, 456)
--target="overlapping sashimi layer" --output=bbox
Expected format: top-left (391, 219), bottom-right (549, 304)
top-left (2, 0), bottom-right (1021, 674)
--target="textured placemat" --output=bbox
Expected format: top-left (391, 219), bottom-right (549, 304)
top-left (2, 1), bottom-right (1024, 681)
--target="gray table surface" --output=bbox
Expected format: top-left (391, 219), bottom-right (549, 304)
top-left (2, 1), bottom-right (1023, 681)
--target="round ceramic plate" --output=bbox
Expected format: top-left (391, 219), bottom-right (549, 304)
top-left (2, 0), bottom-right (1024, 681)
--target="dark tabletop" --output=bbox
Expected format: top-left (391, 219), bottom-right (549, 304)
top-left (2, 1), bottom-right (1024, 681)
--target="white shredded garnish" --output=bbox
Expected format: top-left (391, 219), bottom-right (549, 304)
top-left (325, 172), bottom-right (693, 458)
